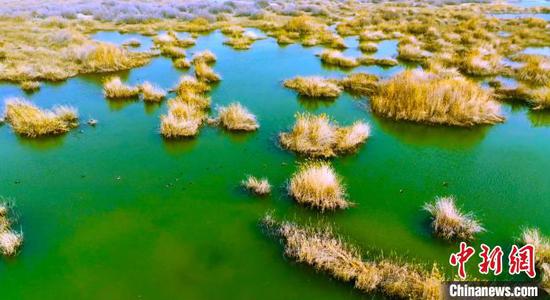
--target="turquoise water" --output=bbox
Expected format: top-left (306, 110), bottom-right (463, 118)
top-left (1, 30), bottom-right (550, 299)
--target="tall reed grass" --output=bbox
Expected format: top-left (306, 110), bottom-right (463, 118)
top-left (283, 76), bottom-right (341, 98)
top-left (288, 161), bottom-right (350, 211)
top-left (0, 201), bottom-right (23, 257)
top-left (262, 215), bottom-right (443, 299)
top-left (3, 98), bottom-right (79, 137)
top-left (210, 102), bottom-right (258, 131)
top-left (424, 196), bottom-right (484, 240)
top-left (280, 113), bottom-right (370, 158)
top-left (371, 70), bottom-right (504, 126)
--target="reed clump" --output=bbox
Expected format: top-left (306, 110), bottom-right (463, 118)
top-left (262, 215), bottom-right (443, 299)
top-left (139, 82), bottom-right (166, 102)
top-left (339, 73), bottom-right (379, 96)
top-left (288, 161), bottom-right (350, 211)
top-left (397, 43), bottom-right (431, 62)
top-left (242, 176), bottom-right (271, 196)
top-left (3, 98), bottom-right (79, 137)
top-left (160, 100), bottom-right (206, 138)
top-left (358, 56), bottom-right (398, 67)
top-left (516, 56), bottom-right (550, 86)
top-left (521, 228), bottom-right (550, 266)
top-left (194, 61), bottom-right (221, 83)
top-left (83, 44), bottom-right (151, 73)
top-left (359, 42), bottom-right (378, 53)
top-left (521, 228), bottom-right (550, 293)
top-left (280, 113), bottom-right (370, 158)
top-left (0, 201), bottom-right (23, 257)
top-left (283, 76), bottom-right (342, 98)
top-left (210, 102), bottom-right (259, 131)
top-left (371, 70), bottom-right (504, 126)
top-left (122, 38), bottom-right (141, 48)
top-left (103, 77), bottom-right (139, 99)
top-left (20, 81), bottom-right (40, 92)
top-left (223, 33), bottom-right (256, 50)
top-left (191, 50), bottom-right (217, 65)
top-left (173, 75), bottom-right (211, 95)
top-left (424, 196), bottom-right (484, 241)
top-left (159, 45), bottom-right (186, 58)
top-left (173, 58), bottom-right (191, 69)
top-left (319, 50), bottom-right (359, 68)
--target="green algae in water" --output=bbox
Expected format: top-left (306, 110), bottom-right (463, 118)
top-left (1, 30), bottom-right (550, 299)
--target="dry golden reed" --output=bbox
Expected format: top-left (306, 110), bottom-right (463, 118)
top-left (262, 215), bottom-right (443, 299)
top-left (288, 161), bottom-right (350, 211)
top-left (371, 70), bottom-right (504, 126)
top-left (280, 113), bottom-right (370, 158)
top-left (424, 196), bottom-right (484, 241)
top-left (242, 176), bottom-right (271, 196)
top-left (284, 76), bottom-right (342, 98)
top-left (211, 102), bottom-right (259, 131)
top-left (3, 98), bottom-right (79, 137)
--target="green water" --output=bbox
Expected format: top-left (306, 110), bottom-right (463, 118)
top-left (1, 30), bottom-right (550, 299)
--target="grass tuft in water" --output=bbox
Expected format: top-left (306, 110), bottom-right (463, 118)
top-left (288, 161), bottom-right (350, 211)
top-left (3, 97), bottom-right (78, 137)
top-left (194, 61), bottom-right (221, 83)
top-left (241, 176), bottom-right (271, 196)
top-left (284, 76), bottom-right (341, 98)
top-left (280, 113), bottom-right (370, 158)
top-left (210, 102), bottom-right (259, 131)
top-left (319, 50), bottom-right (358, 68)
top-left (424, 196), bottom-right (484, 241)
top-left (139, 82), bottom-right (166, 102)
top-left (103, 77), bottom-right (140, 99)
top-left (0, 201), bottom-right (23, 257)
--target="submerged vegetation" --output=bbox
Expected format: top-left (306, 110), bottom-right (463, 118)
top-left (3, 98), bottom-right (78, 137)
top-left (0, 201), bottom-right (23, 257)
top-left (424, 196), bottom-right (484, 241)
top-left (288, 161), bottom-right (350, 211)
top-left (371, 70), bottom-right (504, 126)
top-left (280, 113), bottom-right (370, 158)
top-left (262, 215), bottom-right (443, 299)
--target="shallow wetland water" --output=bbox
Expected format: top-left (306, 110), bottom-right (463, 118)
top-left (1, 30), bottom-right (550, 299)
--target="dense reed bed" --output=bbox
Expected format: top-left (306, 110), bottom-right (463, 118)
top-left (3, 98), bottom-right (79, 137)
top-left (288, 161), bottom-right (350, 211)
top-left (371, 70), bottom-right (504, 126)
top-left (0, 201), bottom-right (23, 257)
top-left (280, 113), bottom-right (370, 158)
top-left (262, 215), bottom-right (443, 299)
top-left (424, 196), bottom-right (484, 241)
